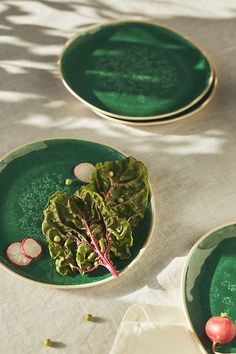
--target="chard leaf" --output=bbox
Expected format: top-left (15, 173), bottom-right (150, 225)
top-left (42, 188), bottom-right (133, 277)
top-left (48, 242), bottom-right (64, 259)
top-left (55, 257), bottom-right (72, 276)
top-left (87, 156), bottom-right (150, 227)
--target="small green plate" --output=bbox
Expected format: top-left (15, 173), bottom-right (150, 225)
top-left (0, 139), bottom-right (154, 288)
top-left (92, 73), bottom-right (217, 125)
top-left (182, 223), bottom-right (236, 353)
top-left (60, 20), bottom-right (214, 120)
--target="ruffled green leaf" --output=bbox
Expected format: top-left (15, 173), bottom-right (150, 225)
top-left (87, 156), bottom-right (150, 227)
top-left (55, 257), bottom-right (72, 276)
top-left (42, 188), bottom-right (133, 276)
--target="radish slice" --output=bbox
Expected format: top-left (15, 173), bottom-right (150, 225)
top-left (6, 242), bottom-right (32, 266)
top-left (21, 238), bottom-right (43, 260)
top-left (74, 162), bottom-right (95, 183)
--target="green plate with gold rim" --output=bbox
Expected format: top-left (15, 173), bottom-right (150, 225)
top-left (92, 73), bottom-right (217, 125)
top-left (0, 139), bottom-right (154, 288)
top-left (60, 20), bottom-right (214, 121)
top-left (182, 223), bottom-right (236, 353)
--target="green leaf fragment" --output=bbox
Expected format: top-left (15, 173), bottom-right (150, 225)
top-left (48, 242), bottom-right (64, 259)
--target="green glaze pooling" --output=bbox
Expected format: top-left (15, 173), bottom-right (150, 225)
top-left (61, 21), bottom-right (212, 118)
top-left (0, 139), bottom-right (153, 286)
top-left (184, 224), bottom-right (236, 353)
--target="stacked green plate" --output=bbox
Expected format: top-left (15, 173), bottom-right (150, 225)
top-left (60, 20), bottom-right (216, 124)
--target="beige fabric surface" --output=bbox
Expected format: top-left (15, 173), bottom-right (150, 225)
top-left (1, 1), bottom-right (236, 353)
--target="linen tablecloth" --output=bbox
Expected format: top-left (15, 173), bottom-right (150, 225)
top-left (1, 1), bottom-right (236, 353)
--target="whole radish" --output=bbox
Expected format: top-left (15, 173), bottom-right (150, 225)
top-left (205, 313), bottom-right (236, 352)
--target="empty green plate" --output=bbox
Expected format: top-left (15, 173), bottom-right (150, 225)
top-left (182, 223), bottom-right (236, 353)
top-left (0, 139), bottom-right (154, 288)
top-left (92, 73), bottom-right (217, 125)
top-left (60, 20), bottom-right (214, 120)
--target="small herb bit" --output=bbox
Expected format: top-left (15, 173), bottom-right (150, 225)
top-left (117, 197), bottom-right (124, 203)
top-left (108, 171), bottom-right (114, 177)
top-left (53, 235), bottom-right (61, 243)
top-left (65, 178), bottom-right (73, 186)
top-left (44, 338), bottom-right (52, 347)
top-left (84, 314), bottom-right (94, 321)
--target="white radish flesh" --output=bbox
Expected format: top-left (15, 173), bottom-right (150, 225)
top-left (6, 242), bottom-right (32, 266)
top-left (21, 238), bottom-right (42, 259)
top-left (74, 162), bottom-right (95, 183)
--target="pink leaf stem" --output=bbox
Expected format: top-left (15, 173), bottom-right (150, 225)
top-left (82, 215), bottom-right (119, 277)
top-left (104, 177), bottom-right (116, 201)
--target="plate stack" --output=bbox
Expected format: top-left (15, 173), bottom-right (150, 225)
top-left (59, 21), bottom-right (216, 125)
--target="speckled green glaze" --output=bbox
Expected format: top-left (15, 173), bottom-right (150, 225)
top-left (60, 21), bottom-right (213, 119)
top-left (183, 224), bottom-right (236, 353)
top-left (94, 75), bottom-right (216, 124)
top-left (0, 139), bottom-right (153, 287)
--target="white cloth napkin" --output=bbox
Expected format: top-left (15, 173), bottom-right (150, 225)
top-left (110, 305), bottom-right (206, 354)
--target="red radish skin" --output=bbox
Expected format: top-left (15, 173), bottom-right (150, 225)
top-left (20, 238), bottom-right (33, 259)
top-left (205, 314), bottom-right (236, 352)
top-left (74, 163), bottom-right (95, 183)
top-left (6, 242), bottom-right (32, 266)
top-left (21, 238), bottom-right (43, 260)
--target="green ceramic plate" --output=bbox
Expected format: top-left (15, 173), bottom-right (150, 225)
top-left (182, 223), bottom-right (236, 353)
top-left (0, 139), bottom-right (154, 288)
top-left (60, 20), bottom-right (214, 121)
top-left (92, 73), bottom-right (217, 125)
